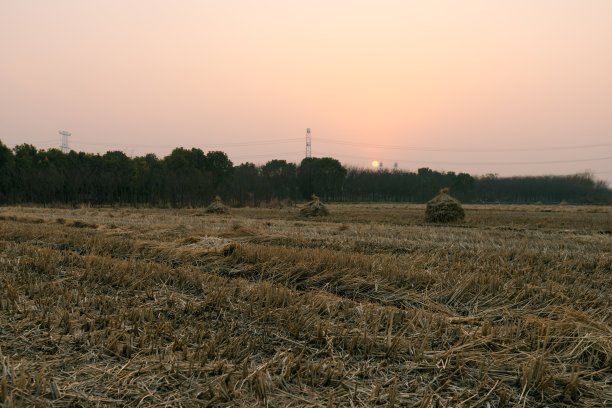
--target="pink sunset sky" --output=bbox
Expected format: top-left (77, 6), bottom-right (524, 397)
top-left (1, 1), bottom-right (611, 183)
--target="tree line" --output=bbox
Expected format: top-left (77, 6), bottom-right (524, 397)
top-left (1, 141), bottom-right (610, 206)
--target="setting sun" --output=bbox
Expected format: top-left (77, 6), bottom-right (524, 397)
top-left (371, 161), bottom-right (379, 168)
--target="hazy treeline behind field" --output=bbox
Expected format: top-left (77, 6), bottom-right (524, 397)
top-left (1, 141), bottom-right (610, 206)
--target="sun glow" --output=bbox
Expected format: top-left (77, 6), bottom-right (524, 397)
top-left (371, 161), bottom-right (379, 168)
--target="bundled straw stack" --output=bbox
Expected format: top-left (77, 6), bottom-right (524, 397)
top-left (425, 187), bottom-right (465, 222)
top-left (300, 194), bottom-right (329, 217)
top-left (205, 196), bottom-right (229, 214)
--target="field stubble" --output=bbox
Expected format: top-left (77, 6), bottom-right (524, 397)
top-left (0, 204), bottom-right (610, 407)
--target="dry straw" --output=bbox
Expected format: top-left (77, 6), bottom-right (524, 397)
top-left (425, 187), bottom-right (465, 222)
top-left (205, 195), bottom-right (230, 214)
top-left (299, 194), bottom-right (329, 217)
top-left (0, 205), bottom-right (610, 407)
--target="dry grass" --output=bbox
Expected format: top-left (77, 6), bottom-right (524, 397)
top-left (0, 203), bottom-right (610, 407)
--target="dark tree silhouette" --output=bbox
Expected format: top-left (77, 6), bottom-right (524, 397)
top-left (0, 138), bottom-right (609, 206)
top-left (262, 159), bottom-right (297, 201)
top-left (297, 157), bottom-right (347, 201)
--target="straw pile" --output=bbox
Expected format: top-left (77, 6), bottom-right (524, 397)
top-left (300, 194), bottom-right (329, 217)
top-left (205, 196), bottom-right (229, 214)
top-left (425, 187), bottom-right (465, 222)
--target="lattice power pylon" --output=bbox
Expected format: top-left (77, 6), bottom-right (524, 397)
top-left (305, 128), bottom-right (311, 158)
top-left (59, 130), bottom-right (71, 153)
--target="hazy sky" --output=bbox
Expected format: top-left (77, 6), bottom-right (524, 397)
top-left (1, 1), bottom-right (611, 183)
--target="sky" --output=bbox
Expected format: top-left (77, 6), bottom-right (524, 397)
top-left (1, 1), bottom-right (611, 184)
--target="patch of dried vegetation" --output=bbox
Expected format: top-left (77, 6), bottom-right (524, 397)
top-left (0, 204), bottom-right (610, 407)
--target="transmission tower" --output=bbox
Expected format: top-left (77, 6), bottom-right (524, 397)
top-left (59, 130), bottom-right (71, 153)
top-left (305, 128), bottom-right (311, 158)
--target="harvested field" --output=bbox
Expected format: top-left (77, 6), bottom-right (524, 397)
top-left (0, 203), bottom-right (610, 407)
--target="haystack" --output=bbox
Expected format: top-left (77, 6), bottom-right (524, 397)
top-left (425, 188), bottom-right (465, 222)
top-left (300, 194), bottom-right (329, 217)
top-left (205, 196), bottom-right (229, 214)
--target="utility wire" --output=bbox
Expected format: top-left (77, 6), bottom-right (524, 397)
top-left (232, 151), bottom-right (303, 160)
top-left (69, 138), bottom-right (303, 148)
top-left (329, 153), bottom-right (612, 166)
top-left (9, 139), bottom-right (57, 145)
top-left (9, 138), bottom-right (612, 170)
top-left (318, 138), bottom-right (612, 153)
top-left (12, 137), bottom-right (611, 154)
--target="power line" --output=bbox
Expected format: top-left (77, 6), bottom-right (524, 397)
top-left (69, 138), bottom-right (303, 149)
top-left (414, 156), bottom-right (612, 166)
top-left (329, 153), bottom-right (612, 166)
top-left (318, 138), bottom-right (612, 153)
top-left (7, 139), bottom-right (57, 145)
top-left (7, 137), bottom-right (612, 172)
top-left (232, 151), bottom-right (303, 160)
top-left (10, 136), bottom-right (612, 154)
